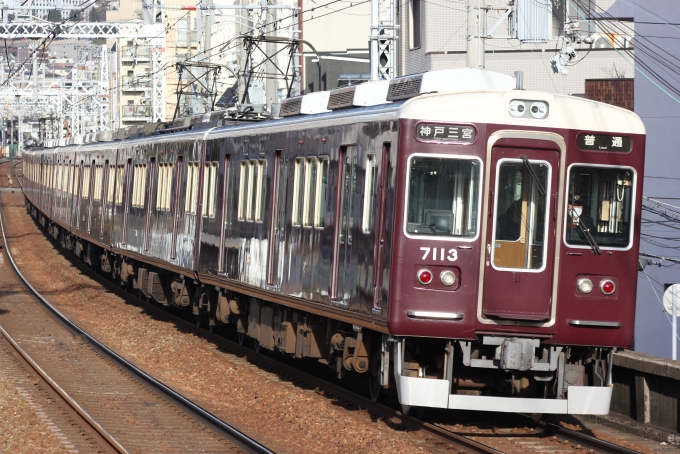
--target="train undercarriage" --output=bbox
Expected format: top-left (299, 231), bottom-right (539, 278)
top-left (35, 205), bottom-right (613, 415)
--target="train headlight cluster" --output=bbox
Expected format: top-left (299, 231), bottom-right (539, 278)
top-left (577, 278), bottom-right (593, 294)
top-left (440, 270), bottom-right (456, 286)
top-left (417, 269), bottom-right (433, 285)
top-left (508, 99), bottom-right (549, 119)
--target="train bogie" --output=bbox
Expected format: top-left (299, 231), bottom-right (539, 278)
top-left (21, 68), bottom-right (645, 415)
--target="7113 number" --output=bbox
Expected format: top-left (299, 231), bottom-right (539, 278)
top-left (420, 247), bottom-right (458, 262)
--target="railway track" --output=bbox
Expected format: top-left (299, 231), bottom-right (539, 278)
top-left (29, 219), bottom-right (644, 454)
top-left (0, 190), bottom-right (273, 453)
top-left (7, 159), bottom-right (646, 453)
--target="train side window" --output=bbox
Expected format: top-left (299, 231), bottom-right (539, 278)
top-left (202, 161), bottom-right (218, 218)
top-left (107, 165), bottom-right (115, 204)
top-left (292, 158), bottom-right (305, 226)
top-left (246, 161), bottom-right (257, 221)
top-left (132, 163), bottom-right (147, 208)
top-left (255, 160), bottom-right (267, 222)
top-left (94, 165), bottom-right (104, 201)
top-left (56, 163), bottom-right (62, 191)
top-left (314, 158), bottom-right (329, 228)
top-left (362, 154), bottom-right (377, 233)
top-left (156, 163), bottom-right (174, 211)
top-left (303, 158), bottom-right (317, 227)
top-left (184, 162), bottom-right (199, 214)
top-left (72, 163), bottom-right (80, 196)
top-left (82, 165), bottom-right (91, 199)
top-left (238, 161), bottom-right (248, 221)
top-left (115, 165), bottom-right (124, 205)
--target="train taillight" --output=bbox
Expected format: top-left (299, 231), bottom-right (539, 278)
top-left (417, 269), bottom-right (433, 285)
top-left (577, 278), bottom-right (593, 294)
top-left (600, 280), bottom-right (616, 295)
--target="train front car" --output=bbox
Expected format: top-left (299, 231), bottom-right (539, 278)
top-left (389, 84), bottom-right (644, 415)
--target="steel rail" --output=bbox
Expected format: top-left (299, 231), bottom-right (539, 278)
top-left (0, 324), bottom-right (128, 453)
top-left (534, 418), bottom-right (642, 454)
top-left (0, 204), bottom-right (274, 454)
top-left (45, 237), bottom-right (501, 453)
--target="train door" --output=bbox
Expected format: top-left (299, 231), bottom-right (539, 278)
top-left (331, 146), bottom-right (357, 302)
top-left (481, 147), bottom-right (558, 322)
top-left (267, 150), bottom-right (287, 286)
top-left (373, 143), bottom-right (391, 311)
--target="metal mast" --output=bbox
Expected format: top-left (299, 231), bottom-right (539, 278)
top-left (370, 0), bottom-right (397, 80)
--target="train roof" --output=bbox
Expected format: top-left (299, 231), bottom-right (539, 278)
top-left (28, 68), bottom-right (644, 155)
top-left (400, 89), bottom-right (646, 135)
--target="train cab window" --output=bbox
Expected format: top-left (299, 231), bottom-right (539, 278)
top-left (406, 156), bottom-right (480, 237)
top-left (492, 159), bottom-right (550, 270)
top-left (202, 161), bottom-right (218, 218)
top-left (157, 163), bottom-right (174, 211)
top-left (314, 158), bottom-right (329, 228)
top-left (362, 154), bottom-right (377, 233)
top-left (132, 164), bottom-right (148, 208)
top-left (565, 166), bottom-right (634, 249)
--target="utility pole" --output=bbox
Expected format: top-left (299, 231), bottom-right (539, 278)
top-left (33, 40), bottom-right (39, 102)
top-left (369, 0), bottom-right (396, 80)
top-left (237, 0), bottom-right (249, 103)
top-left (466, 0), bottom-right (484, 68)
top-left (265, 0), bottom-right (276, 112)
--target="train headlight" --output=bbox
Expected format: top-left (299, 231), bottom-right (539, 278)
top-left (577, 278), bottom-right (593, 294)
top-left (600, 279), bottom-right (616, 295)
top-left (530, 101), bottom-right (549, 119)
top-left (509, 100), bottom-right (526, 117)
top-left (417, 269), bottom-right (433, 285)
top-left (440, 270), bottom-right (456, 286)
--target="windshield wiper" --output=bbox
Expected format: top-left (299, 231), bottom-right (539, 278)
top-left (520, 156), bottom-right (546, 195)
top-left (570, 209), bottom-right (601, 255)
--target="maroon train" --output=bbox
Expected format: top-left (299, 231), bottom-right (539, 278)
top-left (22, 68), bottom-right (645, 415)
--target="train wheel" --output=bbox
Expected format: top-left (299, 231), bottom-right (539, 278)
top-left (369, 373), bottom-right (381, 402)
top-left (237, 332), bottom-right (246, 346)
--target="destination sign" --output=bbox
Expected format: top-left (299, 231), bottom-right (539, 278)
top-left (416, 123), bottom-right (476, 143)
top-left (578, 134), bottom-right (631, 152)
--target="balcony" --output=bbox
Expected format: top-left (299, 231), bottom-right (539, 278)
top-left (121, 75), bottom-right (151, 91)
top-left (121, 46), bottom-right (151, 62)
top-left (122, 105), bottom-right (151, 120)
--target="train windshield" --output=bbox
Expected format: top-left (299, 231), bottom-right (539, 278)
top-left (565, 166), bottom-right (634, 248)
top-left (406, 157), bottom-right (479, 237)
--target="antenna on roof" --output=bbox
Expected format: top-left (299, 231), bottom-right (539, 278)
top-left (514, 70), bottom-right (524, 90)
